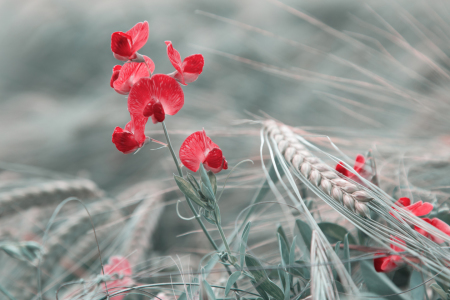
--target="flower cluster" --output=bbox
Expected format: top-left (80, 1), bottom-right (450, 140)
top-left (335, 154), bottom-right (370, 184)
top-left (110, 22), bottom-right (205, 154)
top-left (375, 197), bottom-right (450, 272)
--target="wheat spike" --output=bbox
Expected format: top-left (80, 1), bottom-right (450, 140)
top-left (264, 119), bottom-right (372, 217)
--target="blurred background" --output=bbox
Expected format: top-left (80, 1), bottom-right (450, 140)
top-left (1, 0), bottom-right (450, 298)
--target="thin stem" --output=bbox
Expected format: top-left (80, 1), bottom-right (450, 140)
top-left (161, 121), bottom-right (218, 250)
top-left (217, 222), bottom-right (233, 260)
top-left (161, 121), bottom-right (240, 296)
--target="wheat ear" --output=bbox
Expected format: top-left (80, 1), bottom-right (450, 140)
top-left (264, 120), bottom-right (373, 217)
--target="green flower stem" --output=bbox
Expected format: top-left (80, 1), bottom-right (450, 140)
top-left (161, 122), bottom-right (240, 294)
top-left (161, 121), bottom-right (219, 250)
top-left (216, 221), bottom-right (234, 261)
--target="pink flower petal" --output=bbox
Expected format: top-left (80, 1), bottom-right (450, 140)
top-left (111, 32), bottom-right (133, 60)
top-left (112, 56), bottom-right (155, 95)
top-left (127, 21), bottom-right (149, 54)
top-left (408, 201), bottom-right (433, 217)
top-left (335, 162), bottom-right (349, 177)
top-left (111, 22), bottom-right (149, 61)
top-left (112, 125), bottom-right (139, 154)
top-left (165, 42), bottom-right (204, 85)
top-left (353, 154), bottom-right (366, 174)
top-left (179, 129), bottom-right (224, 173)
top-left (128, 75), bottom-right (184, 121)
top-left (181, 54), bottom-right (204, 84)
top-left (396, 197), bottom-right (411, 207)
top-left (110, 65), bottom-right (122, 88)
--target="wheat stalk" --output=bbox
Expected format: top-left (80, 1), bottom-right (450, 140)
top-left (264, 120), bottom-right (372, 218)
top-left (0, 179), bottom-right (104, 217)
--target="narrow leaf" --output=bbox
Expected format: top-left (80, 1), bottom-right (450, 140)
top-left (174, 175), bottom-right (205, 208)
top-left (245, 255), bottom-right (285, 300)
top-left (277, 233), bottom-right (289, 266)
top-left (202, 279), bottom-right (216, 300)
top-left (225, 271), bottom-right (241, 296)
top-left (240, 222), bottom-right (251, 270)
top-left (409, 270), bottom-right (425, 299)
top-left (344, 233), bottom-right (351, 274)
top-left (431, 283), bottom-right (447, 299)
top-left (295, 219), bottom-right (312, 258)
top-left (199, 164), bottom-right (214, 197)
top-left (318, 222), bottom-right (356, 244)
top-left (207, 171), bottom-right (217, 195)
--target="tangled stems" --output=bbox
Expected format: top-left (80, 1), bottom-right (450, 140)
top-left (161, 121), bottom-right (219, 249)
top-left (161, 122), bottom-right (243, 293)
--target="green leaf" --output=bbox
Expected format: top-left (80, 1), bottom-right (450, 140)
top-left (251, 280), bottom-right (269, 300)
top-left (360, 260), bottom-right (409, 300)
top-left (277, 233), bottom-right (289, 266)
top-left (289, 236), bottom-right (297, 267)
top-left (199, 164), bottom-right (214, 197)
top-left (174, 175), bottom-right (205, 208)
top-left (187, 173), bottom-right (200, 190)
top-left (278, 264), bottom-right (286, 291)
top-left (277, 224), bottom-right (289, 246)
top-left (409, 270), bottom-right (425, 299)
top-left (240, 222), bottom-right (251, 270)
top-left (344, 233), bottom-right (351, 274)
top-left (245, 255), bottom-right (285, 300)
top-left (295, 219), bottom-right (312, 258)
top-left (318, 222), bottom-right (356, 244)
top-left (431, 283), bottom-right (447, 299)
top-left (202, 279), bottom-right (216, 300)
top-left (334, 241), bottom-right (341, 255)
top-left (207, 171), bottom-right (217, 195)
top-left (201, 182), bottom-right (215, 202)
top-left (289, 260), bottom-right (310, 279)
top-left (225, 271), bottom-right (241, 296)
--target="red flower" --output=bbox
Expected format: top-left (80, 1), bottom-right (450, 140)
top-left (391, 197), bottom-right (433, 218)
top-left (336, 154), bottom-right (366, 181)
top-left (103, 256), bottom-right (134, 300)
top-left (415, 218), bottom-right (450, 244)
top-left (112, 115), bottom-right (148, 154)
top-left (110, 56), bottom-right (155, 95)
top-left (111, 21), bottom-right (149, 61)
top-left (165, 41), bottom-right (204, 85)
top-left (179, 129), bottom-right (228, 173)
top-left (128, 75), bottom-right (184, 124)
top-left (374, 237), bottom-right (406, 272)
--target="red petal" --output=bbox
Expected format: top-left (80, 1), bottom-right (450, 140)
top-left (112, 126), bottom-right (139, 154)
top-left (143, 103), bottom-right (153, 117)
top-left (353, 154), bottom-right (366, 174)
top-left (110, 66), bottom-right (121, 88)
top-left (152, 102), bottom-right (165, 123)
top-left (380, 257), bottom-right (399, 272)
top-left (223, 159), bottom-right (228, 170)
top-left (111, 32), bottom-right (133, 60)
top-left (181, 54), bottom-right (204, 83)
top-left (205, 147), bottom-right (223, 169)
top-left (127, 21), bottom-right (149, 54)
top-left (128, 74), bottom-right (184, 118)
top-left (396, 197), bottom-right (410, 207)
top-left (113, 56), bottom-right (155, 95)
top-left (390, 236), bottom-right (405, 253)
top-left (130, 115), bottom-right (148, 146)
top-left (409, 201), bottom-right (433, 217)
top-left (113, 65), bottom-right (122, 72)
top-left (105, 256), bottom-right (132, 276)
top-left (179, 131), bottom-right (208, 172)
top-left (335, 162), bottom-right (350, 177)
top-left (374, 255), bottom-right (387, 272)
top-left (165, 41), bottom-right (185, 85)
top-left (179, 130), bottom-right (219, 172)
